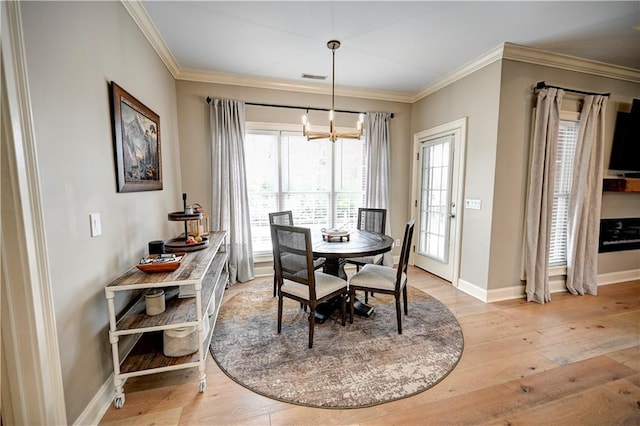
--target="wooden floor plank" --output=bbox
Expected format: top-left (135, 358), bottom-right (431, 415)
top-left (359, 356), bottom-right (636, 426)
top-left (486, 376), bottom-right (640, 426)
top-left (606, 346), bottom-right (640, 372)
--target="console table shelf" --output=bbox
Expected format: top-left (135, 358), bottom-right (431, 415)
top-left (105, 230), bottom-right (227, 408)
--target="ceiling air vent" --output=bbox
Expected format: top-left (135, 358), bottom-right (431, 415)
top-left (301, 73), bottom-right (327, 80)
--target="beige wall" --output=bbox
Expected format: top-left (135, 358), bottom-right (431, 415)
top-left (411, 61), bottom-right (503, 291)
top-left (175, 80), bottom-right (413, 250)
top-left (492, 60), bottom-right (640, 290)
top-left (20, 2), bottom-right (181, 422)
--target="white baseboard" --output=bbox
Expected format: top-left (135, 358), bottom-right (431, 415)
top-left (598, 269), bottom-right (640, 286)
top-left (74, 375), bottom-right (114, 426)
top-left (457, 268), bottom-right (639, 303)
top-left (456, 279), bottom-right (489, 302)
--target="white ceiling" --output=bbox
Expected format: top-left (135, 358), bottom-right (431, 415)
top-left (140, 1), bottom-right (640, 98)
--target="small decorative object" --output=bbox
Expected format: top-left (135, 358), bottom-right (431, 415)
top-left (188, 203), bottom-right (210, 237)
top-left (110, 82), bottom-right (162, 192)
top-left (165, 194), bottom-right (209, 253)
top-left (163, 326), bottom-right (198, 357)
top-left (136, 253), bottom-right (186, 273)
top-left (148, 240), bottom-right (165, 255)
top-left (321, 227), bottom-right (351, 242)
top-left (144, 288), bottom-right (165, 316)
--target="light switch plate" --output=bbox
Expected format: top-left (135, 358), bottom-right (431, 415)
top-left (465, 199), bottom-right (482, 210)
top-left (90, 213), bottom-right (102, 237)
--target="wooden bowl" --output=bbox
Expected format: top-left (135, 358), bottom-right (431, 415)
top-left (136, 253), bottom-right (186, 273)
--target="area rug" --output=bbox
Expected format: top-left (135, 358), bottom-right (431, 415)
top-left (209, 281), bottom-right (464, 409)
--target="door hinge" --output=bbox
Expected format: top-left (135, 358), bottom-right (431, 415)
top-left (412, 245), bottom-right (415, 252)
top-left (416, 152), bottom-right (420, 161)
top-left (414, 200), bottom-right (418, 208)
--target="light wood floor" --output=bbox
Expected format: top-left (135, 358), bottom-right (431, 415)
top-left (100, 267), bottom-right (640, 425)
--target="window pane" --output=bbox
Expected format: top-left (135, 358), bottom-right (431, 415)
top-left (246, 132), bottom-right (279, 253)
top-left (281, 133), bottom-right (331, 192)
top-left (549, 119), bottom-right (579, 267)
top-left (335, 138), bottom-right (366, 227)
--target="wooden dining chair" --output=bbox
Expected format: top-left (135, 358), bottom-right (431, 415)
top-left (271, 224), bottom-right (347, 348)
top-left (268, 211), bottom-right (325, 297)
top-left (348, 219), bottom-right (415, 334)
top-left (346, 208), bottom-right (387, 302)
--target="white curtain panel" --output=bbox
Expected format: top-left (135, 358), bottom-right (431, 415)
top-left (525, 88), bottom-right (563, 304)
top-left (566, 95), bottom-right (607, 296)
top-left (365, 112), bottom-right (393, 266)
top-left (209, 98), bottom-right (254, 283)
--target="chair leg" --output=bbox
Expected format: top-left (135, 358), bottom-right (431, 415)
top-left (349, 288), bottom-right (355, 324)
top-left (403, 286), bottom-right (408, 315)
top-left (395, 296), bottom-right (402, 334)
top-left (273, 272), bottom-right (277, 297)
top-left (308, 307), bottom-right (315, 348)
top-left (277, 295), bottom-right (283, 333)
top-left (341, 294), bottom-right (346, 326)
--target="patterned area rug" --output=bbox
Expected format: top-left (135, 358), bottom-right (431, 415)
top-left (209, 281), bottom-right (464, 409)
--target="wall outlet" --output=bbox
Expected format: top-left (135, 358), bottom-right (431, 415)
top-left (395, 239), bottom-right (401, 247)
top-left (90, 213), bottom-right (102, 237)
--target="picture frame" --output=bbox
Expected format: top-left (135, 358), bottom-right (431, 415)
top-left (110, 81), bottom-right (162, 192)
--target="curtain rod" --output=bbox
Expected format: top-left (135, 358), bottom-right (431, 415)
top-left (205, 97), bottom-right (394, 118)
top-left (534, 81), bottom-right (610, 97)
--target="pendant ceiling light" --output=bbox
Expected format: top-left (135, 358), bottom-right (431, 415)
top-left (302, 40), bottom-right (364, 142)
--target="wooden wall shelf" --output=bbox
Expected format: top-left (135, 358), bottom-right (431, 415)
top-left (603, 178), bottom-right (640, 192)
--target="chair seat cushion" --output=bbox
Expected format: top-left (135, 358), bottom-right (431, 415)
top-left (349, 263), bottom-right (406, 292)
top-left (282, 272), bottom-right (346, 300)
top-left (346, 254), bottom-right (383, 266)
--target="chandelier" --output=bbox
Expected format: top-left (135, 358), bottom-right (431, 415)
top-left (302, 40), bottom-right (364, 142)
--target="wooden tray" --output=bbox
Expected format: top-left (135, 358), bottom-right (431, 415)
top-left (164, 236), bottom-right (209, 252)
top-left (136, 253), bottom-right (186, 273)
top-left (167, 211), bottom-right (202, 221)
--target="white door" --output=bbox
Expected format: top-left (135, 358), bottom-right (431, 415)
top-left (412, 119), bottom-right (466, 284)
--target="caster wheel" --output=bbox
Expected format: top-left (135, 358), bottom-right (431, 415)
top-left (199, 380), bottom-right (206, 392)
top-left (114, 394), bottom-right (125, 408)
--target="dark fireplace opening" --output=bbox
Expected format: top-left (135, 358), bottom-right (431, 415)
top-left (599, 218), bottom-right (640, 253)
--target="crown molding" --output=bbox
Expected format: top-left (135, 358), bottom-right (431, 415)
top-left (410, 42), bottom-right (640, 103)
top-left (410, 44), bottom-right (506, 103)
top-left (120, 0), bottom-right (181, 78)
top-left (502, 42), bottom-right (640, 84)
top-left (177, 68), bottom-right (413, 103)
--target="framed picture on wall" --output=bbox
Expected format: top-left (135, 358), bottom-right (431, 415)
top-left (110, 81), bottom-right (162, 192)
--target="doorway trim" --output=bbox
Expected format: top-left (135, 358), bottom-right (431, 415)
top-left (1, 2), bottom-right (67, 424)
top-left (411, 117), bottom-right (467, 287)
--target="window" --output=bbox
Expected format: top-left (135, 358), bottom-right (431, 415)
top-left (549, 115), bottom-right (580, 267)
top-left (245, 125), bottom-right (367, 254)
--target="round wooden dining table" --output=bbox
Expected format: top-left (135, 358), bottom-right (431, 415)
top-left (312, 229), bottom-right (394, 322)
top-left (313, 229), bottom-right (394, 280)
